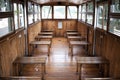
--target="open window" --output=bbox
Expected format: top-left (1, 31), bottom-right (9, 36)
top-left (42, 6), bottom-right (52, 19)
top-left (67, 6), bottom-right (77, 19)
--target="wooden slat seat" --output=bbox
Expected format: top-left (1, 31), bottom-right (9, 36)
top-left (13, 57), bottom-right (47, 80)
top-left (0, 76), bottom-right (41, 80)
top-left (35, 35), bottom-right (53, 41)
top-left (75, 57), bottom-right (109, 80)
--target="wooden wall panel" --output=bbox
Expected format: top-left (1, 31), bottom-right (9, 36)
top-left (42, 20), bottom-right (77, 37)
top-left (95, 29), bottom-right (120, 78)
top-left (28, 22), bottom-right (42, 55)
top-left (77, 21), bottom-right (94, 56)
top-left (0, 30), bottom-right (25, 76)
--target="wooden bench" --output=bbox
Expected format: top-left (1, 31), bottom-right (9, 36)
top-left (13, 57), bottom-right (47, 80)
top-left (30, 41), bottom-right (51, 56)
top-left (75, 57), bottom-right (109, 80)
top-left (66, 30), bottom-right (78, 32)
top-left (66, 32), bottom-right (80, 36)
top-left (42, 30), bottom-right (53, 32)
top-left (35, 35), bottom-right (53, 41)
top-left (38, 32), bottom-right (53, 36)
top-left (0, 76), bottom-right (41, 80)
top-left (69, 41), bottom-right (90, 56)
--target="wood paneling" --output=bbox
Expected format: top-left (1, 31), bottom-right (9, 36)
top-left (42, 20), bottom-right (77, 37)
top-left (77, 21), bottom-right (94, 56)
top-left (28, 22), bottom-right (42, 55)
top-left (0, 30), bottom-right (25, 76)
top-left (95, 29), bottom-right (120, 78)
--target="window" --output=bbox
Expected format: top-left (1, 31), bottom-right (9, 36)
top-left (111, 0), bottom-right (120, 13)
top-left (34, 4), bottom-right (38, 21)
top-left (0, 0), bottom-right (11, 12)
top-left (37, 5), bottom-right (41, 20)
top-left (79, 5), bottom-right (81, 20)
top-left (81, 4), bottom-right (86, 22)
top-left (54, 6), bottom-right (65, 19)
top-left (14, 3), bottom-right (24, 29)
top-left (19, 4), bottom-right (24, 27)
top-left (97, 3), bottom-right (108, 30)
top-left (67, 6), bottom-right (77, 19)
top-left (28, 2), bottom-right (34, 24)
top-left (0, 18), bottom-right (13, 37)
top-left (86, 2), bottom-right (94, 25)
top-left (58, 21), bottom-right (62, 29)
top-left (0, 0), bottom-right (13, 37)
top-left (109, 18), bottom-right (120, 36)
top-left (14, 3), bottom-right (18, 29)
top-left (87, 2), bottom-right (93, 12)
top-left (42, 6), bottom-right (52, 19)
top-left (87, 14), bottom-right (93, 24)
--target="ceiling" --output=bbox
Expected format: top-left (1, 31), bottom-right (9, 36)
top-left (32, 0), bottom-right (89, 5)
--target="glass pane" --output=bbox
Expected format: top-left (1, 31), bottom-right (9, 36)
top-left (42, 6), bottom-right (52, 19)
top-left (109, 18), bottom-right (120, 36)
top-left (54, 6), bottom-right (65, 19)
top-left (0, 0), bottom-right (11, 12)
top-left (82, 4), bottom-right (86, 12)
top-left (97, 5), bottom-right (103, 28)
top-left (87, 2), bottom-right (93, 12)
top-left (37, 5), bottom-right (40, 20)
top-left (87, 14), bottom-right (93, 25)
top-left (111, 0), bottom-right (120, 13)
top-left (82, 14), bottom-right (86, 22)
top-left (34, 5), bottom-right (38, 21)
top-left (19, 4), bottom-right (24, 27)
top-left (79, 5), bottom-right (81, 20)
top-left (67, 6), bottom-right (77, 19)
top-left (103, 4), bottom-right (108, 30)
top-left (14, 3), bottom-right (18, 30)
top-left (28, 2), bottom-right (33, 24)
top-left (0, 18), bottom-right (12, 37)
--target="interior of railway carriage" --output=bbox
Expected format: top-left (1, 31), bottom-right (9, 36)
top-left (0, 0), bottom-right (120, 80)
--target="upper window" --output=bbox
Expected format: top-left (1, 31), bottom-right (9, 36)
top-left (28, 2), bottom-right (34, 24)
top-left (97, 3), bottom-right (108, 30)
top-left (34, 5), bottom-right (38, 21)
top-left (81, 4), bottom-right (86, 22)
top-left (19, 4), bottom-right (24, 27)
top-left (54, 6), bottom-right (65, 19)
top-left (87, 2), bottom-right (93, 12)
top-left (0, 0), bottom-right (11, 12)
top-left (67, 6), bottom-right (77, 19)
top-left (42, 6), bottom-right (52, 19)
top-left (14, 3), bottom-right (18, 30)
top-left (111, 0), bottom-right (120, 13)
top-left (79, 5), bottom-right (81, 20)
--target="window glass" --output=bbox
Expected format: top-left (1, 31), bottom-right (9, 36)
top-left (14, 3), bottom-right (18, 30)
top-left (0, 18), bottom-right (13, 37)
top-left (87, 2), bottom-right (93, 12)
top-left (34, 5), bottom-right (38, 21)
top-left (82, 4), bottom-right (86, 22)
top-left (28, 2), bottom-right (33, 24)
top-left (0, 0), bottom-right (11, 12)
top-left (87, 14), bottom-right (93, 25)
top-left (79, 5), bottom-right (81, 20)
top-left (82, 14), bottom-right (86, 22)
top-left (109, 18), bottom-right (120, 36)
top-left (37, 5), bottom-right (40, 20)
top-left (19, 4), bottom-right (24, 27)
top-left (67, 6), bottom-right (77, 19)
top-left (42, 6), bottom-right (52, 19)
top-left (97, 5), bottom-right (103, 28)
top-left (111, 0), bottom-right (120, 13)
top-left (82, 4), bottom-right (86, 12)
top-left (54, 6), bottom-right (65, 19)
top-left (103, 4), bottom-right (108, 30)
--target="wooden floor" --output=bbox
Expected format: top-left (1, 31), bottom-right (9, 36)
top-left (21, 37), bottom-right (101, 80)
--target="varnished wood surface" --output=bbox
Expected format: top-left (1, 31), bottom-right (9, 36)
top-left (38, 32), bottom-right (53, 35)
top-left (14, 57), bottom-right (47, 64)
top-left (35, 35), bottom-right (53, 40)
top-left (70, 41), bottom-right (89, 46)
top-left (30, 41), bottom-right (51, 45)
top-left (84, 78), bottom-right (120, 80)
top-left (0, 76), bottom-right (41, 80)
top-left (66, 30), bottom-right (78, 32)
